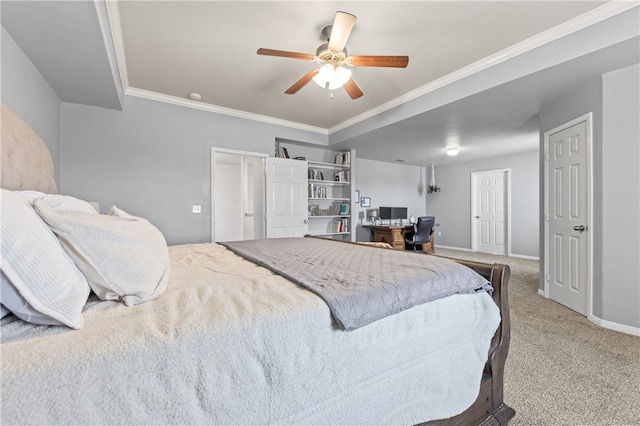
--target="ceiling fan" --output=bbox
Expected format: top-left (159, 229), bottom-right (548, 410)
top-left (257, 11), bottom-right (409, 99)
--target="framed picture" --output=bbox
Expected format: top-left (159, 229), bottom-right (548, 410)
top-left (360, 197), bottom-right (371, 207)
top-left (355, 190), bottom-right (360, 203)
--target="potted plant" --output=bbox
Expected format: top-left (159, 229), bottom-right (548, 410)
top-left (427, 184), bottom-right (441, 194)
top-left (428, 164), bottom-right (441, 194)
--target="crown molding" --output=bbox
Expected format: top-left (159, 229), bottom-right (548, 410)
top-left (328, 1), bottom-right (639, 134)
top-left (103, 0), bottom-right (129, 91)
top-left (106, 0), bottom-right (324, 135)
top-left (105, 0), bottom-right (636, 137)
top-left (126, 88), bottom-right (328, 135)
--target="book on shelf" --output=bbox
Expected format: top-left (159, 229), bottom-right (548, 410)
top-left (333, 170), bottom-right (350, 182)
top-left (332, 218), bottom-right (349, 233)
top-left (308, 183), bottom-right (328, 199)
top-left (308, 169), bottom-right (325, 181)
top-left (339, 203), bottom-right (349, 215)
top-left (334, 152), bottom-right (350, 166)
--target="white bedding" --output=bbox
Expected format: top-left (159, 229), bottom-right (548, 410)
top-left (1, 242), bottom-right (500, 425)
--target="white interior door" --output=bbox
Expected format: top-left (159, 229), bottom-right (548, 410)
top-left (472, 169), bottom-right (510, 255)
top-left (545, 115), bottom-right (591, 316)
top-left (265, 157), bottom-right (308, 238)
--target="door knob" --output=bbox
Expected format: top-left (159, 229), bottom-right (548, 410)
top-left (304, 218), bottom-right (309, 224)
top-left (573, 225), bottom-right (586, 232)
top-left (474, 216), bottom-right (480, 219)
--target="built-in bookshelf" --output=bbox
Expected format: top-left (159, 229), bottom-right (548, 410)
top-left (307, 151), bottom-right (353, 240)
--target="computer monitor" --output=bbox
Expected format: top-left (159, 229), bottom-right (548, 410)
top-left (379, 207), bottom-right (408, 221)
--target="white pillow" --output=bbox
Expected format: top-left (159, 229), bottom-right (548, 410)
top-left (20, 191), bottom-right (99, 214)
top-left (0, 189), bottom-right (90, 329)
top-left (34, 202), bottom-right (171, 306)
top-left (39, 194), bottom-right (99, 213)
top-left (1, 271), bottom-right (64, 325)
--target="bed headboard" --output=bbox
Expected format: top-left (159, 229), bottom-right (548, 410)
top-left (1, 104), bottom-right (57, 193)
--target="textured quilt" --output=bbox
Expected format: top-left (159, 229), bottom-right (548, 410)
top-left (222, 237), bottom-right (493, 330)
top-left (1, 242), bottom-right (500, 425)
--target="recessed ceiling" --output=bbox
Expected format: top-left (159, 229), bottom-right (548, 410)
top-left (2, 1), bottom-right (638, 166)
top-left (114, 1), bottom-right (608, 129)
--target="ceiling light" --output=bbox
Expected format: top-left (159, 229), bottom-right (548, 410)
top-left (312, 64), bottom-right (352, 90)
top-left (446, 148), bottom-right (460, 156)
top-left (189, 92), bottom-right (202, 101)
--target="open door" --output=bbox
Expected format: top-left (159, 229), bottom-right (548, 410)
top-left (211, 149), bottom-right (266, 242)
top-left (265, 157), bottom-right (309, 238)
top-left (544, 114), bottom-right (592, 316)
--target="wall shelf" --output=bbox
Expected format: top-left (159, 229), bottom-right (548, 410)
top-left (307, 152), bottom-right (354, 241)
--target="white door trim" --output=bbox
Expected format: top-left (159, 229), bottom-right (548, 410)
top-left (471, 168), bottom-right (512, 256)
top-left (543, 112), bottom-right (593, 321)
top-left (210, 148), bottom-right (268, 243)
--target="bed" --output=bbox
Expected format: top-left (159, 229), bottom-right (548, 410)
top-left (0, 104), bottom-right (515, 425)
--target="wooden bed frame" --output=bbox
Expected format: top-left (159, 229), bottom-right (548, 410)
top-left (425, 259), bottom-right (515, 426)
top-left (2, 105), bottom-right (515, 425)
top-left (350, 240), bottom-right (515, 425)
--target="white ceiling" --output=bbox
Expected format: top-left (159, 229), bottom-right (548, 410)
top-left (115, 0), bottom-right (606, 129)
top-left (2, 1), bottom-right (639, 166)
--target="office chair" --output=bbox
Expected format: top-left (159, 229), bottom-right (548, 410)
top-left (405, 216), bottom-right (436, 253)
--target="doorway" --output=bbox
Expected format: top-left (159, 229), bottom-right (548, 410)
top-left (543, 113), bottom-right (592, 317)
top-left (210, 149), bottom-right (266, 242)
top-left (471, 169), bottom-right (511, 255)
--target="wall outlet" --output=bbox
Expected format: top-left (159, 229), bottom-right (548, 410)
top-left (437, 231), bottom-right (442, 236)
top-left (192, 204), bottom-right (201, 214)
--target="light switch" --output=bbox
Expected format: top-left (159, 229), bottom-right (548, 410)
top-left (192, 205), bottom-right (202, 214)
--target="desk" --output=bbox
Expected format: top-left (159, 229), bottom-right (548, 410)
top-left (363, 224), bottom-right (436, 253)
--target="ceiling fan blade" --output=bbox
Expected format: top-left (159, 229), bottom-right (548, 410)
top-left (343, 78), bottom-right (363, 99)
top-left (350, 55), bottom-right (409, 68)
top-left (285, 69), bottom-right (320, 94)
top-left (257, 48), bottom-right (314, 61)
top-left (328, 11), bottom-right (356, 52)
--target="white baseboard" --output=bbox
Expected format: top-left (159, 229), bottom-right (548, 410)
top-left (436, 245), bottom-right (539, 260)
top-left (434, 245), bottom-right (473, 252)
top-left (538, 290), bottom-right (640, 336)
top-left (589, 315), bottom-right (640, 337)
top-left (509, 253), bottom-right (540, 261)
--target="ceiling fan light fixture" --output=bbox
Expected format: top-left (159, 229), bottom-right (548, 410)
top-left (331, 66), bottom-right (352, 89)
top-left (312, 64), bottom-right (352, 90)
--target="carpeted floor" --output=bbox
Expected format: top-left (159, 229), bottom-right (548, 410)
top-left (435, 248), bottom-right (640, 426)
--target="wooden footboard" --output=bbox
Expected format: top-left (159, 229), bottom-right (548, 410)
top-left (423, 259), bottom-right (516, 426)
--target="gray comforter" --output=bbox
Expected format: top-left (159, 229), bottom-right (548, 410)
top-left (221, 237), bottom-right (492, 330)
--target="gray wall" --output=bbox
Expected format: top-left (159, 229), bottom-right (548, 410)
top-left (60, 97), bottom-right (327, 245)
top-left (353, 159), bottom-right (428, 242)
top-left (539, 64), bottom-right (640, 329)
top-left (1, 27), bottom-right (61, 186)
top-left (601, 64), bottom-right (639, 328)
top-left (425, 149), bottom-right (540, 258)
top-left (4, 22), bottom-right (637, 330)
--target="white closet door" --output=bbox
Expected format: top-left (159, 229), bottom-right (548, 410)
top-left (265, 157), bottom-right (309, 238)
